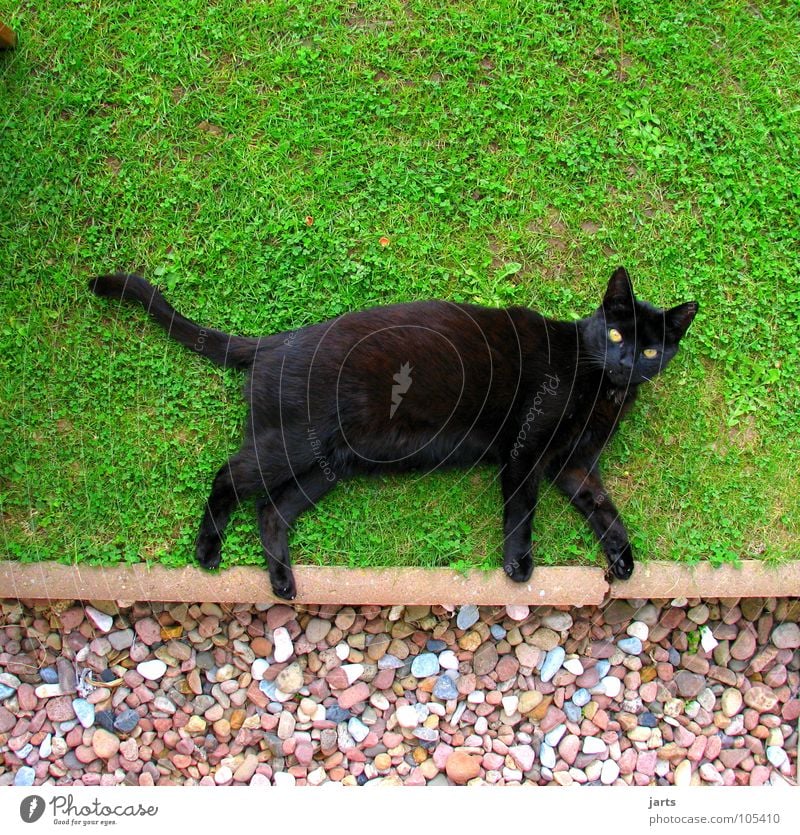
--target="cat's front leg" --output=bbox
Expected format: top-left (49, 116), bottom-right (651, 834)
top-left (500, 458), bottom-right (541, 583)
top-left (547, 463), bottom-right (634, 580)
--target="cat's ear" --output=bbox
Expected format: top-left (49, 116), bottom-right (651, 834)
top-left (665, 301), bottom-right (699, 339)
top-left (603, 266), bottom-right (635, 309)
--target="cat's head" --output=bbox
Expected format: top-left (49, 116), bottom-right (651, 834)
top-left (581, 267), bottom-right (698, 387)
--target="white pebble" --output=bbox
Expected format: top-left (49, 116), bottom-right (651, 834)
top-left (272, 627), bottom-right (293, 663)
top-left (136, 660), bottom-right (167, 681)
top-left (502, 695), bottom-right (519, 716)
top-left (214, 765), bottom-right (233, 785)
top-left (600, 675), bottom-right (622, 698)
top-left (601, 759), bottom-right (620, 785)
top-left (273, 772), bottom-right (296, 787)
top-left (766, 746), bottom-right (788, 769)
top-left (342, 664), bottom-right (364, 685)
top-left (582, 736), bottom-right (607, 755)
top-left (250, 659), bottom-right (269, 681)
top-left (439, 650), bottom-right (459, 670)
top-left (467, 691), bottom-right (485, 704)
top-left (335, 642), bottom-right (350, 660)
top-left (86, 606), bottom-right (114, 633)
top-left (626, 621), bottom-right (649, 641)
top-left (370, 693), bottom-right (390, 711)
top-left (563, 658), bottom-right (584, 675)
top-left (35, 684), bottom-right (65, 699)
top-left (395, 705), bottom-right (419, 729)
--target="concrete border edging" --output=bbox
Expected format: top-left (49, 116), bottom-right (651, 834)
top-left (1, 560), bottom-right (799, 605)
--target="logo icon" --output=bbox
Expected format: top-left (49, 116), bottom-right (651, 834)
top-left (390, 362), bottom-right (413, 419)
top-left (20, 795), bottom-right (46, 823)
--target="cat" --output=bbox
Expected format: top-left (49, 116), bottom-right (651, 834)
top-left (89, 267), bottom-right (698, 600)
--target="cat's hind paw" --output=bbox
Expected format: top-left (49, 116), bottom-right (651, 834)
top-left (196, 534), bottom-right (223, 571)
top-left (605, 543), bottom-right (635, 581)
top-left (503, 551), bottom-right (533, 583)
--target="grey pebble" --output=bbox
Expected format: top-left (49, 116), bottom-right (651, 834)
top-left (377, 655), bottom-right (404, 670)
top-left (490, 624), bottom-right (507, 641)
top-left (15, 766), bottom-right (36, 787)
top-left (572, 688), bottom-right (591, 707)
top-left (40, 667), bottom-right (59, 684)
top-left (113, 708), bottom-right (140, 734)
top-left (95, 710), bottom-right (116, 733)
top-left (0, 684), bottom-right (14, 701)
top-left (617, 637), bottom-right (643, 655)
top-left (433, 674), bottom-right (459, 700)
top-left (426, 639), bottom-right (447, 652)
top-left (326, 706), bottom-right (351, 724)
top-left (456, 605), bottom-right (480, 631)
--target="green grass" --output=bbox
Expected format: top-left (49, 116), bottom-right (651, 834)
top-left (1, 0), bottom-right (798, 573)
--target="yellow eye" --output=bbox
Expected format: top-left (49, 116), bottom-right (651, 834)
top-left (643, 348), bottom-right (658, 359)
top-left (608, 328), bottom-right (623, 343)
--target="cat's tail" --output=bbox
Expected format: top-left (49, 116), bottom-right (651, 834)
top-left (89, 273), bottom-right (261, 370)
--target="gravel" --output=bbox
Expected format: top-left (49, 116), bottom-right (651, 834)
top-left (0, 595), bottom-right (797, 786)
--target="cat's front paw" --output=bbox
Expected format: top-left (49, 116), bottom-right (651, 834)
top-left (272, 574), bottom-right (297, 601)
top-left (196, 533), bottom-right (223, 570)
top-left (504, 551), bottom-right (533, 583)
top-left (605, 542), bottom-right (634, 581)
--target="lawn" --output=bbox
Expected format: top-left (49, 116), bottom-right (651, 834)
top-left (1, 0), bottom-right (798, 574)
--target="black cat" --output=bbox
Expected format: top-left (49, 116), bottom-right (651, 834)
top-left (90, 267), bottom-right (697, 600)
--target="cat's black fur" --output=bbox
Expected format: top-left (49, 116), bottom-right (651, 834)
top-left (89, 267), bottom-right (698, 600)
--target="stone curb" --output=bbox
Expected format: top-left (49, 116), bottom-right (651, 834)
top-left (1, 560), bottom-right (798, 605)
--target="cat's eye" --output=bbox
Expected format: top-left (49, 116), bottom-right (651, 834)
top-left (608, 328), bottom-right (623, 343)
top-left (642, 348), bottom-right (658, 359)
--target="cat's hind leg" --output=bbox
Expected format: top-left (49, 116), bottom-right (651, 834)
top-left (255, 466), bottom-right (340, 600)
top-left (196, 444), bottom-right (286, 570)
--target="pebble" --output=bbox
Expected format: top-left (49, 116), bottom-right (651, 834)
top-left (572, 688), bottom-right (591, 707)
top-left (539, 742), bottom-right (556, 769)
top-left (272, 627), bottom-right (294, 662)
top-left (490, 624), bottom-right (507, 641)
top-left (411, 653), bottom-right (440, 678)
top-left (601, 759), bottom-right (620, 785)
top-left (396, 705), bottom-right (419, 729)
top-left (446, 751), bottom-right (481, 784)
top-left (86, 605), bottom-right (114, 633)
top-left (600, 676), bottom-right (622, 699)
top-left (582, 737), bottom-right (607, 755)
top-left (92, 728), bottom-right (120, 759)
top-left (73, 698), bottom-right (95, 729)
top-left (14, 766), bottom-right (36, 786)
top-left (771, 623), bottom-right (800, 649)
top-left (113, 709), bottom-right (140, 734)
top-left (433, 675), bottom-right (459, 701)
top-left (136, 660), bottom-right (167, 681)
top-left (617, 636), bottom-right (642, 655)
top-left (539, 647), bottom-right (565, 683)
top-left (505, 605), bottom-right (529, 621)
top-left (456, 605), bottom-right (480, 630)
